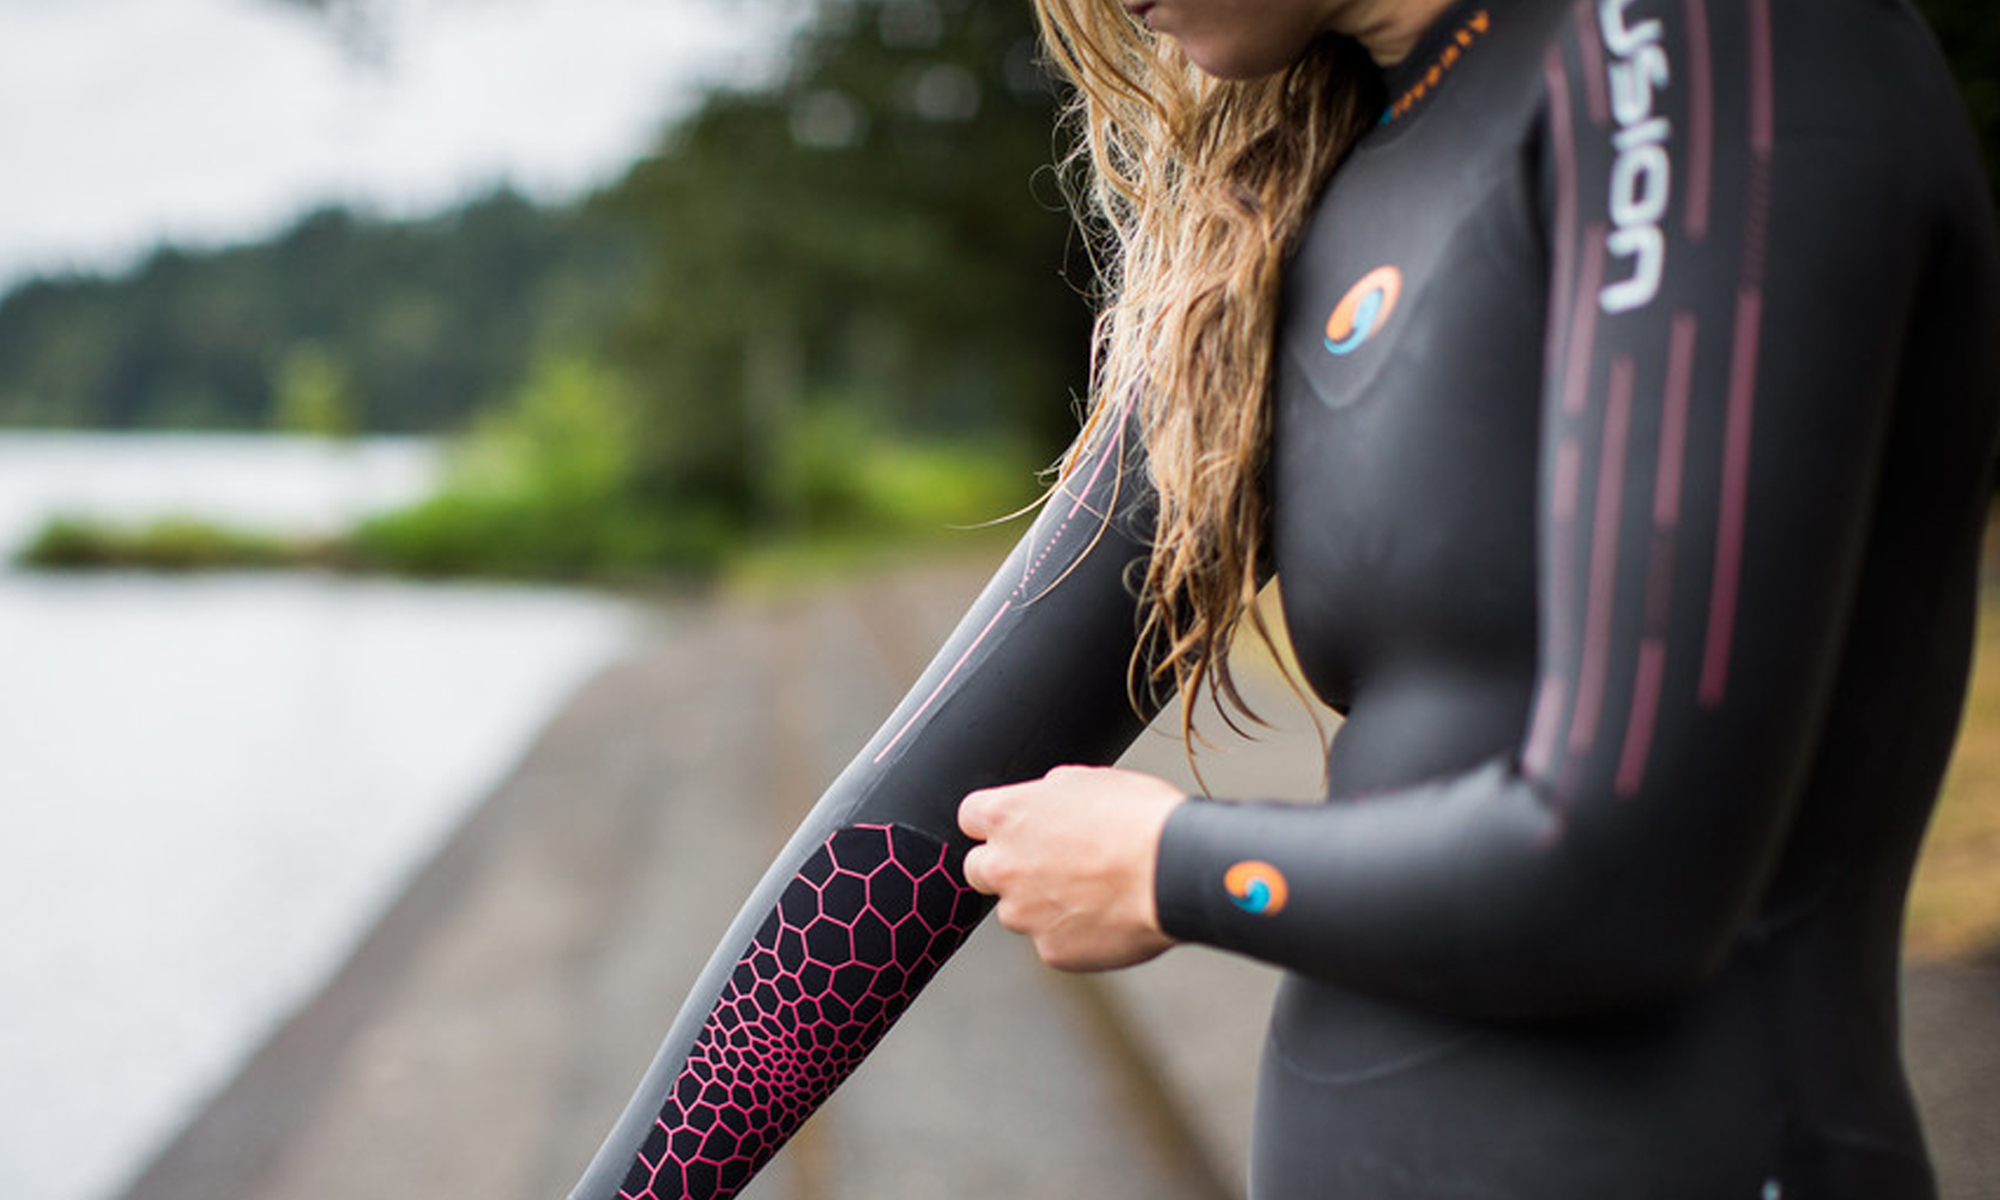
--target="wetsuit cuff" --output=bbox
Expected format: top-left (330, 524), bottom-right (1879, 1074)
top-left (1154, 797), bottom-right (1229, 946)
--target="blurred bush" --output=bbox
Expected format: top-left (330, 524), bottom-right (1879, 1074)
top-left (350, 353), bottom-right (716, 578)
top-left (22, 515), bottom-right (312, 571)
top-left (774, 401), bottom-right (1039, 536)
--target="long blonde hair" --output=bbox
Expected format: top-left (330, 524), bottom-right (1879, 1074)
top-left (1032, 2), bottom-right (1381, 742)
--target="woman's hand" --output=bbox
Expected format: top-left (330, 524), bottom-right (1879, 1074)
top-left (958, 766), bottom-right (1186, 972)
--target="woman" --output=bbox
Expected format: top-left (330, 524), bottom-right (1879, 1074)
top-left (573, 0), bottom-right (1999, 1196)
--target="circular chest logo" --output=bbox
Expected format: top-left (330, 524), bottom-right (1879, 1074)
top-left (1324, 265), bottom-right (1404, 356)
top-left (1224, 860), bottom-right (1289, 916)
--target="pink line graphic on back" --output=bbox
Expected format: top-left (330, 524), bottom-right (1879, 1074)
top-left (1568, 354), bottom-right (1635, 755)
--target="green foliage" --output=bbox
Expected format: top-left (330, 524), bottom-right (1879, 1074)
top-left (270, 344), bottom-right (360, 438)
top-left (350, 351), bottom-right (728, 578)
top-left (351, 490), bottom-right (726, 579)
top-left (450, 353), bottom-right (640, 508)
top-left (344, 352), bottom-right (1040, 580)
top-left (20, 515), bottom-right (319, 571)
top-left (774, 401), bottom-right (1040, 535)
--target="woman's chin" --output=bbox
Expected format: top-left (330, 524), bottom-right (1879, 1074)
top-left (1176, 36), bottom-right (1312, 81)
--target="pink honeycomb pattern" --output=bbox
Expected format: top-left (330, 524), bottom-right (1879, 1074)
top-left (617, 822), bottom-right (984, 1200)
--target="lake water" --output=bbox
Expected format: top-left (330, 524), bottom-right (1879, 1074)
top-left (0, 433), bottom-right (644, 1200)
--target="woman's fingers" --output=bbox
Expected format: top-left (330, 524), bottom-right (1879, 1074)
top-left (962, 843), bottom-right (999, 894)
top-left (957, 781), bottom-right (1022, 841)
top-left (957, 790), bottom-right (993, 840)
top-left (959, 764), bottom-right (1103, 840)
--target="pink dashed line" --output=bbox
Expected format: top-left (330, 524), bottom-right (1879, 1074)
top-left (872, 600), bottom-right (1013, 763)
top-left (1065, 411), bottom-right (1123, 521)
top-left (1018, 394), bottom-right (1131, 598)
top-left (1018, 535), bottom-right (1060, 595)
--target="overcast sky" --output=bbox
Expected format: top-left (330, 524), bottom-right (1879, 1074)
top-left (0, 0), bottom-right (799, 296)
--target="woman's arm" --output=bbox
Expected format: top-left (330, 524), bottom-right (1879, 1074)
top-left (570, 401), bottom-right (1160, 1200)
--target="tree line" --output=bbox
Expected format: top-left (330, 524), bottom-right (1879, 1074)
top-left (6, 0), bottom-right (1996, 577)
top-left (0, 192), bottom-right (636, 432)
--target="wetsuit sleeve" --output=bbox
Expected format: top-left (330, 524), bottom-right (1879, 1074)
top-left (570, 402), bottom-right (1158, 1200)
top-left (1153, 0), bottom-right (1995, 1020)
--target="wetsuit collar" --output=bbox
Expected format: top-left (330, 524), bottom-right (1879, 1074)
top-left (1378, 0), bottom-right (1499, 126)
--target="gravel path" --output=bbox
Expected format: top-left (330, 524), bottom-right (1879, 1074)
top-left (121, 560), bottom-right (1998, 1200)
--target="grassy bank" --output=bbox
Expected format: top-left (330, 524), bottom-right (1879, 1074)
top-left (16, 485), bottom-right (1033, 586)
top-left (17, 357), bottom-right (1045, 585)
top-left (22, 516), bottom-right (343, 573)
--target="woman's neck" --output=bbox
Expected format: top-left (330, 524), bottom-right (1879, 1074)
top-left (1328, 0), bottom-right (1462, 66)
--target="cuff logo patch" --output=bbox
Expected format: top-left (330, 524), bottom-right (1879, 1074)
top-left (1224, 860), bottom-right (1290, 916)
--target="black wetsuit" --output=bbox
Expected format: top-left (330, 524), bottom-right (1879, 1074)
top-left (573, 0), bottom-right (2000, 1197)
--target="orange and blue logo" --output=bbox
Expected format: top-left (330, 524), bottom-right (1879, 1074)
top-left (1224, 860), bottom-right (1289, 916)
top-left (1324, 265), bottom-right (1403, 356)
